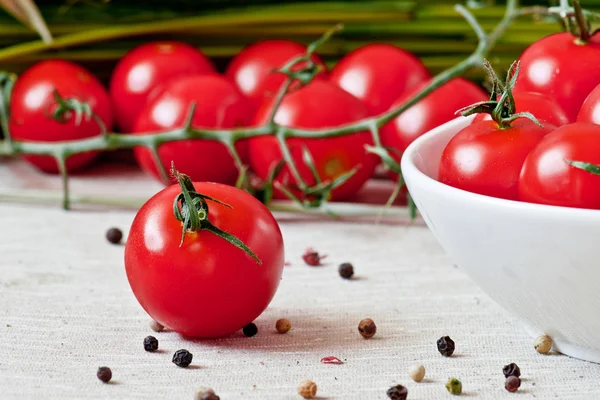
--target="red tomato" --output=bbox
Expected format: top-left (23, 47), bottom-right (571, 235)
top-left (133, 75), bottom-right (253, 186)
top-left (125, 180), bottom-right (284, 338)
top-left (110, 41), bottom-right (216, 132)
top-left (519, 122), bottom-right (600, 209)
top-left (249, 80), bottom-right (377, 201)
top-left (9, 59), bottom-right (113, 173)
top-left (514, 32), bottom-right (600, 122)
top-left (438, 118), bottom-right (555, 200)
top-left (382, 78), bottom-right (488, 167)
top-left (577, 82), bottom-right (600, 124)
top-left (225, 39), bottom-right (327, 110)
top-left (472, 91), bottom-right (569, 127)
top-left (329, 43), bottom-right (430, 114)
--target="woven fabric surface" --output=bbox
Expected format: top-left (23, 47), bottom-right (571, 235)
top-left (1, 203), bottom-right (599, 400)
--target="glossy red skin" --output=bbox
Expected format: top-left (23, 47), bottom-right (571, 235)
top-left (225, 39), bottom-right (327, 110)
top-left (133, 75), bottom-right (253, 186)
top-left (513, 32), bottom-right (600, 122)
top-left (519, 122), bottom-right (600, 209)
top-left (439, 118), bottom-right (555, 200)
top-left (249, 80), bottom-right (378, 201)
top-left (577, 82), bottom-right (600, 124)
top-left (9, 59), bottom-right (113, 173)
top-left (329, 43), bottom-right (431, 115)
top-left (124, 182), bottom-right (284, 338)
top-left (110, 41), bottom-right (216, 132)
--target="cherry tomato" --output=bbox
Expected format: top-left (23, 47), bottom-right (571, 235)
top-left (225, 39), bottom-right (327, 110)
top-left (472, 91), bottom-right (569, 127)
top-left (329, 43), bottom-right (431, 115)
top-left (110, 41), bottom-right (216, 132)
top-left (519, 122), bottom-right (600, 209)
top-left (577, 82), bottom-right (600, 124)
top-left (514, 32), bottom-right (600, 122)
top-left (382, 78), bottom-right (488, 169)
top-left (438, 117), bottom-right (555, 200)
top-left (249, 80), bottom-right (377, 201)
top-left (133, 74), bottom-right (253, 186)
top-left (125, 180), bottom-right (284, 338)
top-left (9, 59), bottom-right (113, 173)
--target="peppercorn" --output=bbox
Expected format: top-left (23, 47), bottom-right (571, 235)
top-left (445, 377), bottom-right (462, 395)
top-left (149, 319), bottom-right (164, 332)
top-left (533, 335), bottom-right (552, 354)
top-left (172, 349), bottom-right (193, 367)
top-left (143, 335), bottom-right (158, 352)
top-left (386, 384), bottom-right (408, 399)
top-left (502, 363), bottom-right (521, 378)
top-left (358, 318), bottom-right (377, 339)
top-left (201, 393), bottom-right (220, 400)
top-left (105, 227), bottom-right (123, 244)
top-left (437, 336), bottom-right (455, 357)
top-left (297, 380), bottom-right (317, 399)
top-left (243, 322), bottom-right (258, 337)
top-left (276, 318), bottom-right (291, 334)
top-left (505, 376), bottom-right (521, 392)
top-left (338, 262), bottom-right (354, 279)
top-left (408, 364), bottom-right (426, 382)
top-left (194, 387), bottom-right (220, 400)
top-left (96, 366), bottom-right (112, 383)
top-left (302, 248), bottom-right (326, 266)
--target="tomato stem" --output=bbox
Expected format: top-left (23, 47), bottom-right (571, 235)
top-left (572, 0), bottom-right (591, 42)
top-left (566, 160), bottom-right (600, 176)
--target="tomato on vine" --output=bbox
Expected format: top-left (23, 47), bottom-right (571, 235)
top-left (125, 167), bottom-right (285, 338)
top-left (329, 43), bottom-right (431, 115)
top-left (9, 59), bottom-right (113, 173)
top-left (249, 80), bottom-right (377, 202)
top-left (225, 39), bottom-right (327, 110)
top-left (110, 41), bottom-right (216, 132)
top-left (519, 122), bottom-right (600, 209)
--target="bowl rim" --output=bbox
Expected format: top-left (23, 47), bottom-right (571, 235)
top-left (400, 115), bottom-right (600, 220)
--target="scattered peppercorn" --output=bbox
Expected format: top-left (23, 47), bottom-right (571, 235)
top-left (445, 377), bottom-right (462, 395)
top-left (172, 349), bottom-right (193, 368)
top-left (149, 319), bottom-right (164, 332)
top-left (201, 393), bottom-right (220, 400)
top-left (302, 248), bottom-right (327, 266)
top-left (437, 336), bottom-right (455, 357)
top-left (338, 262), bottom-right (354, 279)
top-left (358, 318), bottom-right (377, 339)
top-left (276, 318), bottom-right (291, 334)
top-left (533, 335), bottom-right (552, 354)
top-left (194, 388), bottom-right (220, 400)
top-left (386, 384), bottom-right (408, 400)
top-left (297, 380), bottom-right (317, 399)
top-left (243, 322), bottom-right (258, 337)
top-left (143, 335), bottom-right (159, 352)
top-left (408, 364), bottom-right (426, 382)
top-left (96, 366), bottom-right (112, 383)
top-left (505, 376), bottom-right (521, 392)
top-left (105, 227), bottom-right (123, 244)
top-left (502, 363), bottom-right (521, 378)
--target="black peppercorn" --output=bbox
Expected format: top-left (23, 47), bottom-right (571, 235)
top-left (96, 366), bottom-right (112, 383)
top-left (243, 322), bottom-right (258, 337)
top-left (437, 335), bottom-right (455, 357)
top-left (201, 393), bottom-right (220, 400)
top-left (106, 227), bottom-right (123, 244)
top-left (386, 384), bottom-right (408, 400)
top-left (502, 363), bottom-right (521, 378)
top-left (338, 263), bottom-right (354, 279)
top-left (143, 335), bottom-right (159, 352)
top-left (358, 318), bottom-right (377, 339)
top-left (505, 375), bottom-right (521, 392)
top-left (172, 349), bottom-right (193, 367)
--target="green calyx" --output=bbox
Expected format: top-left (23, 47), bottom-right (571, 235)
top-left (455, 59), bottom-right (542, 129)
top-left (171, 163), bottom-right (261, 265)
top-left (566, 160), bottom-right (600, 175)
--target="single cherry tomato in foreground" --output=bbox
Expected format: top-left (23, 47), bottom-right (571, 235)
top-left (110, 41), bottom-right (216, 132)
top-left (329, 43), bottom-right (431, 115)
top-left (514, 32), bottom-right (600, 122)
top-left (577, 82), bottom-right (600, 124)
top-left (133, 74), bottom-right (253, 185)
top-left (519, 122), bottom-right (600, 209)
top-left (472, 91), bottom-right (569, 127)
top-left (249, 80), bottom-right (378, 201)
top-left (225, 39), bottom-right (327, 110)
top-left (9, 59), bottom-right (113, 173)
top-left (125, 170), bottom-right (285, 338)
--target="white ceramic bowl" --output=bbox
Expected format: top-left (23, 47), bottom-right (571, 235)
top-left (401, 115), bottom-right (600, 363)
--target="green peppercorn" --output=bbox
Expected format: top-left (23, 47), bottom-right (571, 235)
top-left (143, 335), bottom-right (158, 352)
top-left (172, 349), bottom-right (193, 367)
top-left (96, 366), bottom-right (112, 383)
top-left (243, 322), bottom-right (258, 337)
top-left (446, 378), bottom-right (462, 395)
